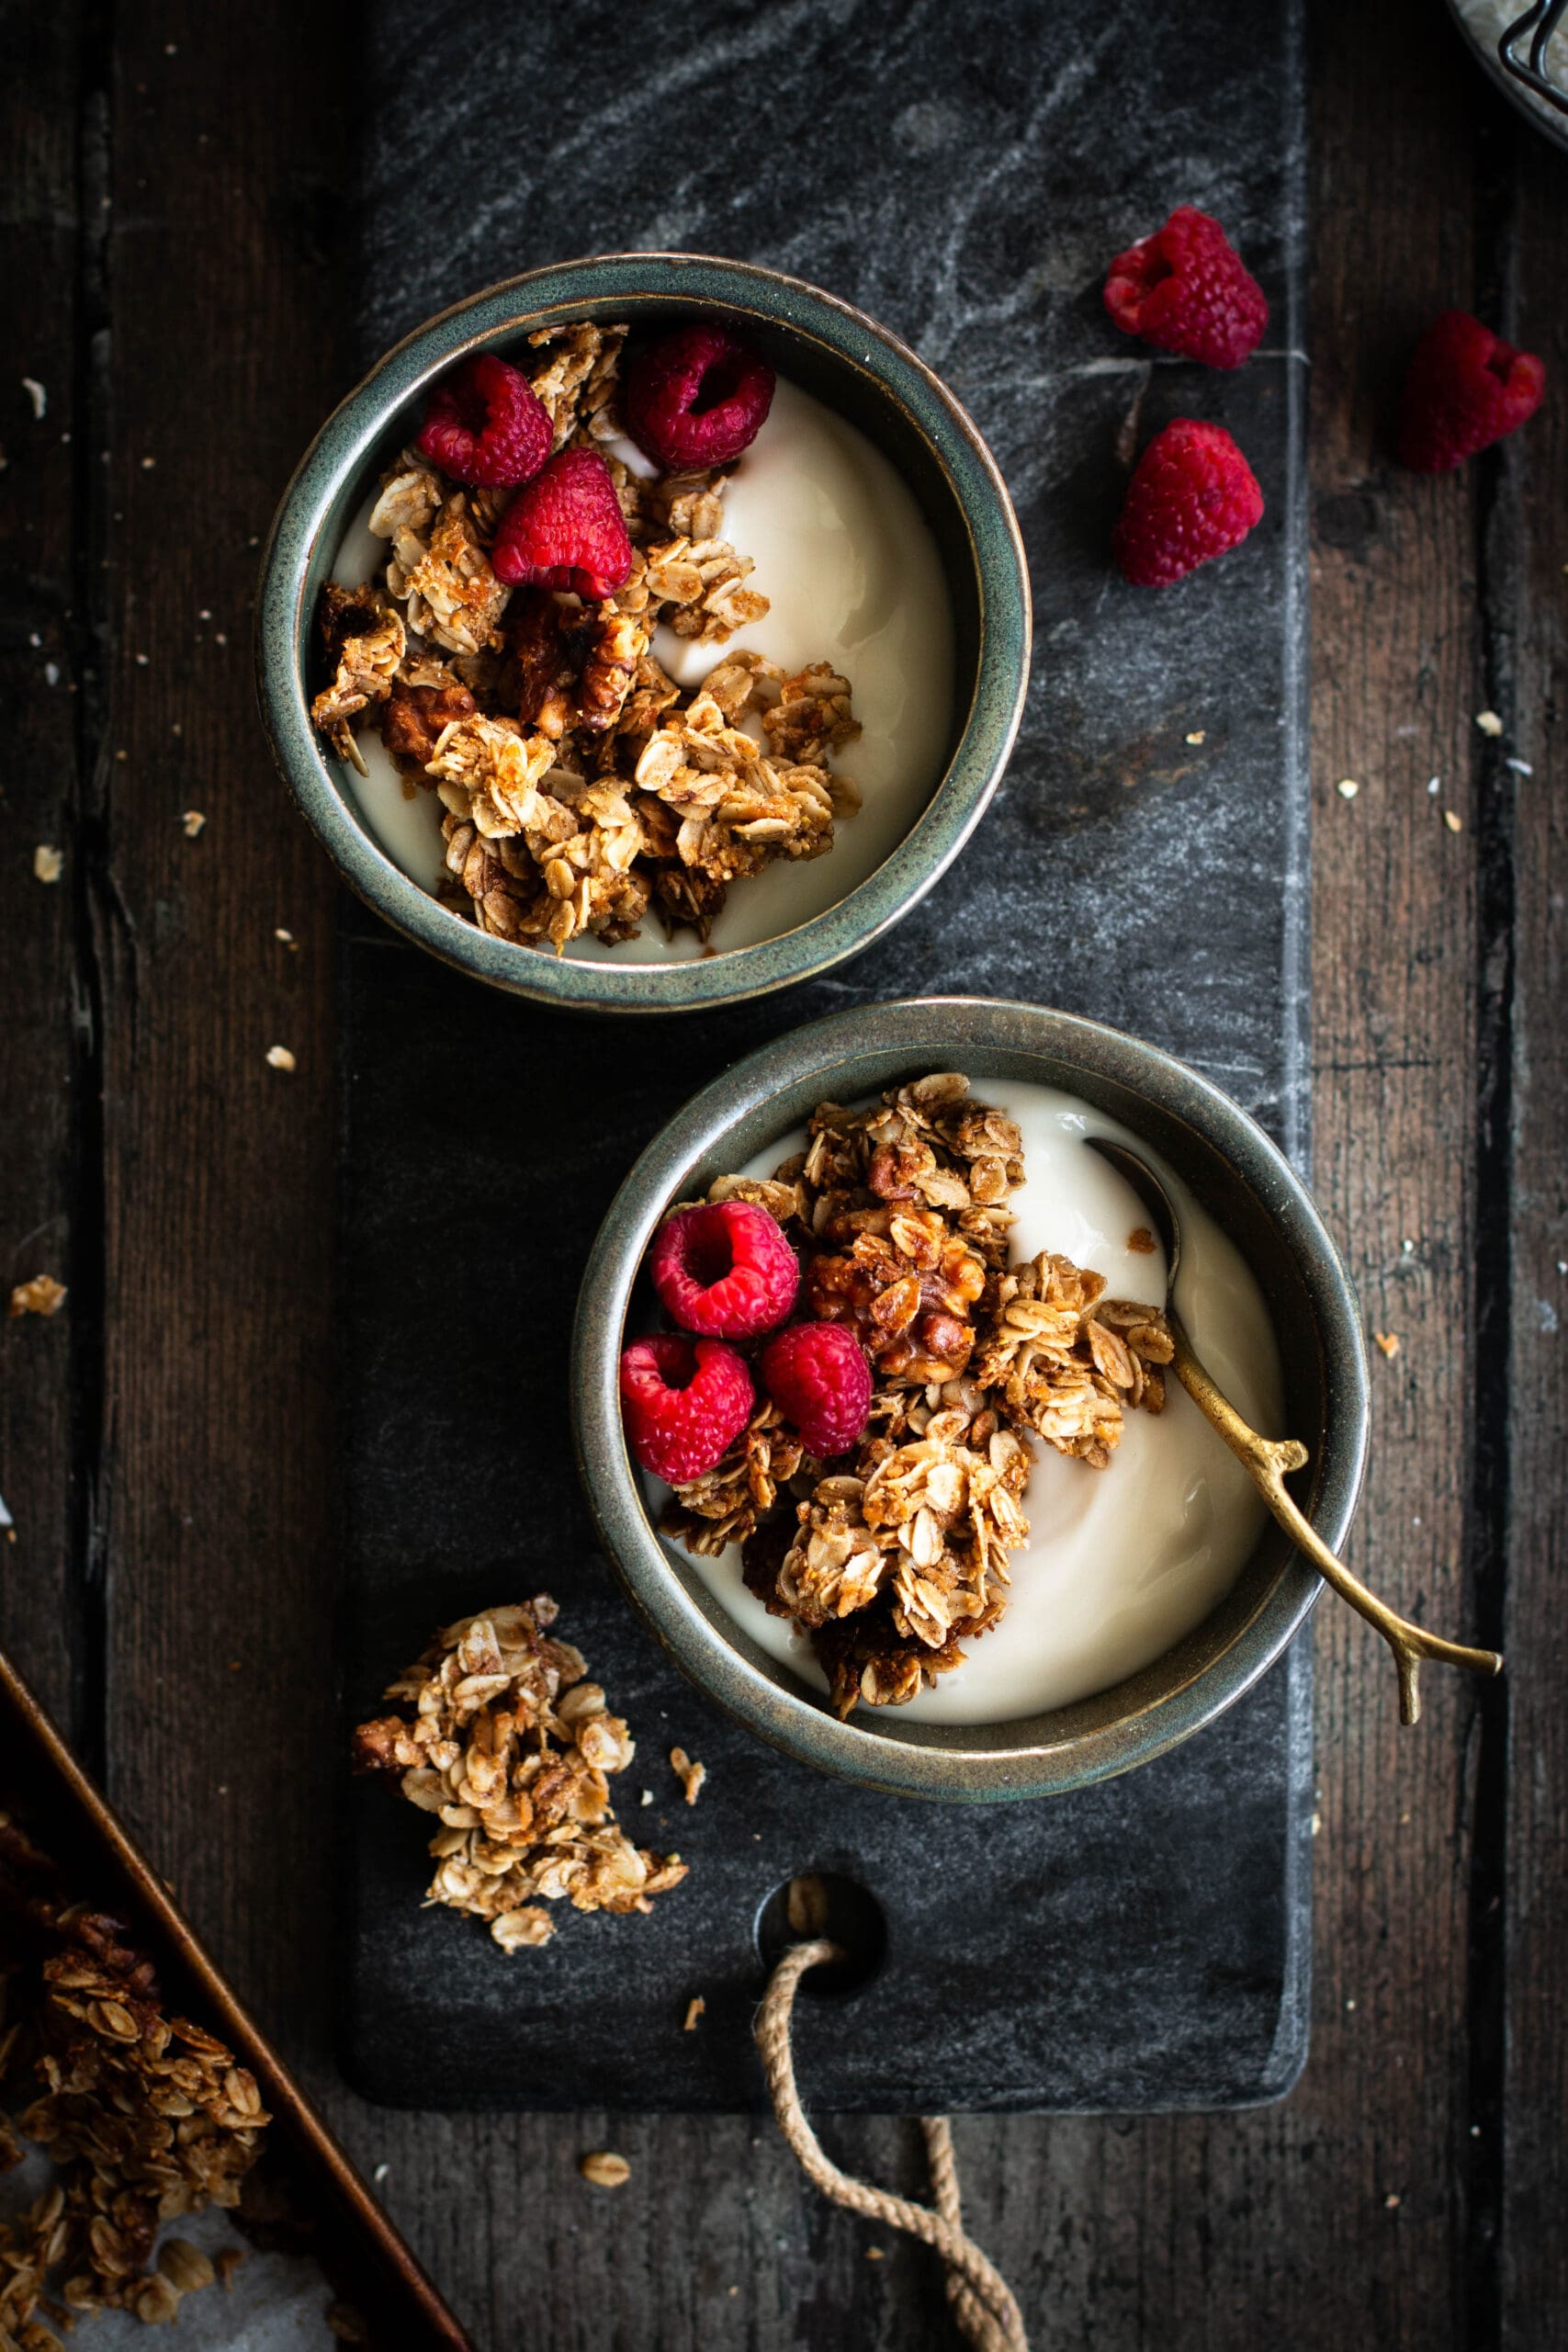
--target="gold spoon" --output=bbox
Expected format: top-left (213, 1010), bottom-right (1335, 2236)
top-left (1087, 1136), bottom-right (1502, 1725)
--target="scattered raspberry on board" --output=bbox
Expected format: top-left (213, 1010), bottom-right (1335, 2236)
top-left (1111, 417), bottom-right (1264, 588)
top-left (1395, 310), bottom-right (1545, 472)
top-left (1104, 206), bottom-right (1268, 371)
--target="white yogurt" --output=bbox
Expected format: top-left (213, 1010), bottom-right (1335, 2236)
top-left (330, 376), bottom-right (955, 953)
top-left (657, 1080), bottom-right (1285, 1725)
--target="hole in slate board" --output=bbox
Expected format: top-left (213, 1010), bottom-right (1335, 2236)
top-left (755, 1872), bottom-right (886, 1997)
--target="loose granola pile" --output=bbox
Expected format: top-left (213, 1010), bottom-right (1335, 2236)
top-left (352, 1598), bottom-right (686, 1953)
top-left (310, 322), bottom-right (861, 953)
top-left (0, 1810), bottom-right (267, 2338)
top-left (660, 1075), bottom-right (1175, 1718)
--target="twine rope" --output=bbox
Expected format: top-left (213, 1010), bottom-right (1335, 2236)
top-left (754, 1939), bottom-right (1030, 2352)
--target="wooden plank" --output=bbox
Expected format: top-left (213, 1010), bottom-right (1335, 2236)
top-left (0, 9), bottom-right (86, 1735)
top-left (97, 0), bottom-right (346, 2028)
top-left (1269, 0), bottom-right (1486, 2319)
top-left (1500, 108), bottom-right (1568, 2352)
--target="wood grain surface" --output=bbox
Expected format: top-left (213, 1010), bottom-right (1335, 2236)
top-left (1, 3), bottom-right (1563, 2347)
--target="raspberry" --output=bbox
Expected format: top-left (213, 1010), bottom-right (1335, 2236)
top-left (1104, 207), bottom-right (1268, 371)
top-left (759, 1323), bottom-right (873, 1460)
top-left (619, 1333), bottom-right (754, 1484)
top-left (1111, 418), bottom-right (1264, 588)
top-left (414, 354), bottom-right (552, 487)
top-left (649, 1202), bottom-right (799, 1340)
top-left (1395, 310), bottom-right (1546, 473)
top-left (623, 325), bottom-right (775, 470)
top-left (491, 447), bottom-right (634, 602)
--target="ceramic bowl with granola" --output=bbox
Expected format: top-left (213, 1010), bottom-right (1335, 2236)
top-left (572, 996), bottom-right (1370, 1800)
top-left (256, 255), bottom-right (1030, 1012)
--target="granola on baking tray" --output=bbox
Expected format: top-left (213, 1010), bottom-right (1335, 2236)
top-left (0, 1809), bottom-right (268, 2336)
top-left (352, 1597), bottom-right (686, 1953)
top-left (309, 322), bottom-right (861, 954)
top-left (652, 1075), bottom-right (1175, 1720)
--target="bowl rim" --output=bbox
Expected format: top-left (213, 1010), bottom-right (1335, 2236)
top-left (253, 253), bottom-right (1032, 1012)
top-left (571, 993), bottom-right (1371, 1801)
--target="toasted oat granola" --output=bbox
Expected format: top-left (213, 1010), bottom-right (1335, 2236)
top-left (311, 325), bottom-right (862, 953)
top-left (0, 1812), bottom-right (268, 2339)
top-left (352, 1598), bottom-right (686, 1952)
top-left (8, 1276), bottom-right (67, 1319)
top-left (658, 1075), bottom-right (1173, 1718)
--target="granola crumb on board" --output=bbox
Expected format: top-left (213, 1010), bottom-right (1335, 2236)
top-left (353, 1598), bottom-right (686, 1951)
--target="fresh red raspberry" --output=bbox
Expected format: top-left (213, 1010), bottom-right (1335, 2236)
top-left (1395, 310), bottom-right (1546, 473)
top-left (491, 447), bottom-right (633, 601)
top-left (649, 1202), bottom-right (799, 1340)
top-left (1111, 418), bottom-right (1264, 588)
top-left (759, 1323), bottom-right (873, 1461)
top-left (623, 325), bottom-right (776, 470)
top-left (620, 1333), bottom-right (754, 1484)
top-left (415, 354), bottom-right (552, 487)
top-left (1104, 206), bottom-right (1268, 371)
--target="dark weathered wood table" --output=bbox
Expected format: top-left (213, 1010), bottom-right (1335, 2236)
top-left (4, 4), bottom-right (1564, 2345)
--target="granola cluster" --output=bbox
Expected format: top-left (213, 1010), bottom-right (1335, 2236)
top-left (0, 1812), bottom-right (265, 2339)
top-left (660, 1076), bottom-right (1174, 1719)
top-left (352, 1598), bottom-right (686, 1953)
top-left (310, 322), bottom-right (860, 952)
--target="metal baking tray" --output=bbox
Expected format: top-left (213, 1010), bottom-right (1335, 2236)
top-left (0, 1643), bottom-right (470, 2351)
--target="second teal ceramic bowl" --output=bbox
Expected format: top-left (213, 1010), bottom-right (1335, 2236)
top-left (572, 996), bottom-right (1371, 1802)
top-left (254, 254), bottom-right (1031, 1012)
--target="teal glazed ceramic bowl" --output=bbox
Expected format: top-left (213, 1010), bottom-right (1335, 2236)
top-left (572, 996), bottom-right (1371, 1803)
top-left (254, 254), bottom-right (1030, 1011)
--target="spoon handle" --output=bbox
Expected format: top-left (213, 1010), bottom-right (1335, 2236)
top-left (1168, 1315), bottom-right (1502, 1726)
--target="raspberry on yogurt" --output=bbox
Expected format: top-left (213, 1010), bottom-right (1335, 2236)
top-left (415, 354), bottom-right (552, 487)
top-left (759, 1321), bottom-right (873, 1459)
top-left (650, 1201), bottom-right (799, 1340)
top-left (619, 1333), bottom-right (754, 1484)
top-left (624, 324), bottom-right (776, 470)
top-left (491, 447), bottom-right (634, 602)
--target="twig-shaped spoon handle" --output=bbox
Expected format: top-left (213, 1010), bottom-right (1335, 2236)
top-left (1170, 1311), bottom-right (1502, 1725)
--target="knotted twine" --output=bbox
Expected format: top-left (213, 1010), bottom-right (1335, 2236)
top-left (754, 1939), bottom-right (1030, 2352)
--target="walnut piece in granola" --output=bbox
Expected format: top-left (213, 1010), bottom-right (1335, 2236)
top-left (352, 1597), bottom-right (686, 1951)
top-left (310, 582), bottom-right (405, 773)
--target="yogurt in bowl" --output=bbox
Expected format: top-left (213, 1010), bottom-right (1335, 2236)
top-left (571, 995), bottom-right (1371, 1802)
top-left (255, 256), bottom-right (1029, 1014)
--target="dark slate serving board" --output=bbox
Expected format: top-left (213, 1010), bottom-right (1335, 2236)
top-left (340, 0), bottom-right (1312, 2111)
